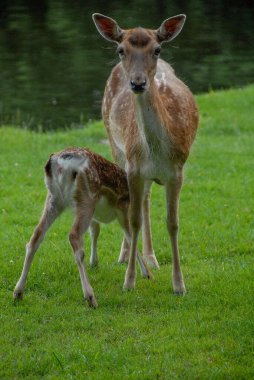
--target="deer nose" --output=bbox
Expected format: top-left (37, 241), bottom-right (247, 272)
top-left (130, 79), bottom-right (147, 94)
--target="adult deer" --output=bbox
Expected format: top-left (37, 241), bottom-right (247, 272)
top-left (92, 13), bottom-right (199, 294)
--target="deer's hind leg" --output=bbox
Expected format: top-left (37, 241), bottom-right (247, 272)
top-left (13, 194), bottom-right (62, 300)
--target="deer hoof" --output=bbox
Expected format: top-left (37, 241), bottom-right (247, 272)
top-left (143, 254), bottom-right (160, 270)
top-left (123, 276), bottom-right (136, 290)
top-left (86, 294), bottom-right (98, 308)
top-left (118, 250), bottom-right (129, 264)
top-left (90, 260), bottom-right (98, 268)
top-left (13, 290), bottom-right (23, 300)
top-left (173, 284), bottom-right (186, 296)
top-left (142, 270), bottom-right (153, 280)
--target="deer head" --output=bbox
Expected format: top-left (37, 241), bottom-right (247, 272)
top-left (92, 13), bottom-right (186, 94)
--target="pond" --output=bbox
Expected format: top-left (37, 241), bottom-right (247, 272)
top-left (0, 0), bottom-right (253, 130)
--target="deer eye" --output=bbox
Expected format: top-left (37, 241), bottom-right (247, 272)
top-left (117, 47), bottom-right (125, 57)
top-left (154, 47), bottom-right (161, 57)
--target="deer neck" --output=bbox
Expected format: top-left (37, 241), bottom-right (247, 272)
top-left (133, 83), bottom-right (167, 156)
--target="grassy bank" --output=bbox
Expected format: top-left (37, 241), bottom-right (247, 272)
top-left (0, 85), bottom-right (254, 379)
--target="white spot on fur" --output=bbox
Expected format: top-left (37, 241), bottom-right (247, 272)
top-left (57, 156), bottom-right (89, 172)
top-left (46, 155), bottom-right (95, 207)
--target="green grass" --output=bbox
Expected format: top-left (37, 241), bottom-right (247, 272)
top-left (1, 85), bottom-right (254, 379)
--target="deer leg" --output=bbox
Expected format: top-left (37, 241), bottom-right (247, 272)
top-left (13, 195), bottom-right (61, 299)
top-left (118, 236), bottom-right (130, 264)
top-left (123, 174), bottom-right (144, 289)
top-left (89, 220), bottom-right (100, 267)
top-left (166, 173), bottom-right (186, 295)
top-left (69, 201), bottom-right (98, 308)
top-left (116, 209), bottom-right (152, 279)
top-left (116, 209), bottom-right (130, 264)
top-left (142, 180), bottom-right (160, 269)
top-left (111, 152), bottom-right (130, 264)
top-left (126, 232), bottom-right (152, 279)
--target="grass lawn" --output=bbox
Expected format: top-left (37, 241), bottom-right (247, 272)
top-left (0, 85), bottom-right (254, 379)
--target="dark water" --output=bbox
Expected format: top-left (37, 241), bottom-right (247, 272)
top-left (0, 0), bottom-right (253, 130)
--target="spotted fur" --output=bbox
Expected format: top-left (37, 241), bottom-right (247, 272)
top-left (13, 147), bottom-right (152, 308)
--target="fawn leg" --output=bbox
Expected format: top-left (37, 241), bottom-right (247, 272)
top-left (13, 195), bottom-right (61, 299)
top-left (118, 236), bottom-right (130, 264)
top-left (69, 200), bottom-right (98, 308)
top-left (89, 220), bottom-right (100, 267)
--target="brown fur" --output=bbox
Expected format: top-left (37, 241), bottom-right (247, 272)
top-left (53, 147), bottom-right (129, 203)
top-left (103, 59), bottom-right (198, 164)
top-left (127, 28), bottom-right (154, 47)
top-left (13, 147), bottom-right (151, 308)
top-left (93, 13), bottom-right (199, 291)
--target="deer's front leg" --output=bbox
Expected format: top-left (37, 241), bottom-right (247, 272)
top-left (123, 173), bottom-right (144, 290)
top-left (116, 209), bottom-right (152, 279)
top-left (142, 180), bottom-right (160, 269)
top-left (166, 172), bottom-right (186, 295)
top-left (69, 200), bottom-right (98, 308)
top-left (89, 221), bottom-right (100, 267)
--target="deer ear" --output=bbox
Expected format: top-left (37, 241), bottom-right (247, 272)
top-left (156, 14), bottom-right (186, 43)
top-left (92, 13), bottom-right (123, 43)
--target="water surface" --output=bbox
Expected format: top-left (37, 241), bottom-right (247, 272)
top-left (0, 0), bottom-right (253, 130)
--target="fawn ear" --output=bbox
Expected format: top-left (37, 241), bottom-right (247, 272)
top-left (156, 14), bottom-right (186, 43)
top-left (92, 13), bottom-right (123, 43)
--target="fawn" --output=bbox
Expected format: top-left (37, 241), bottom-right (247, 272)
top-left (13, 148), bottom-right (151, 308)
